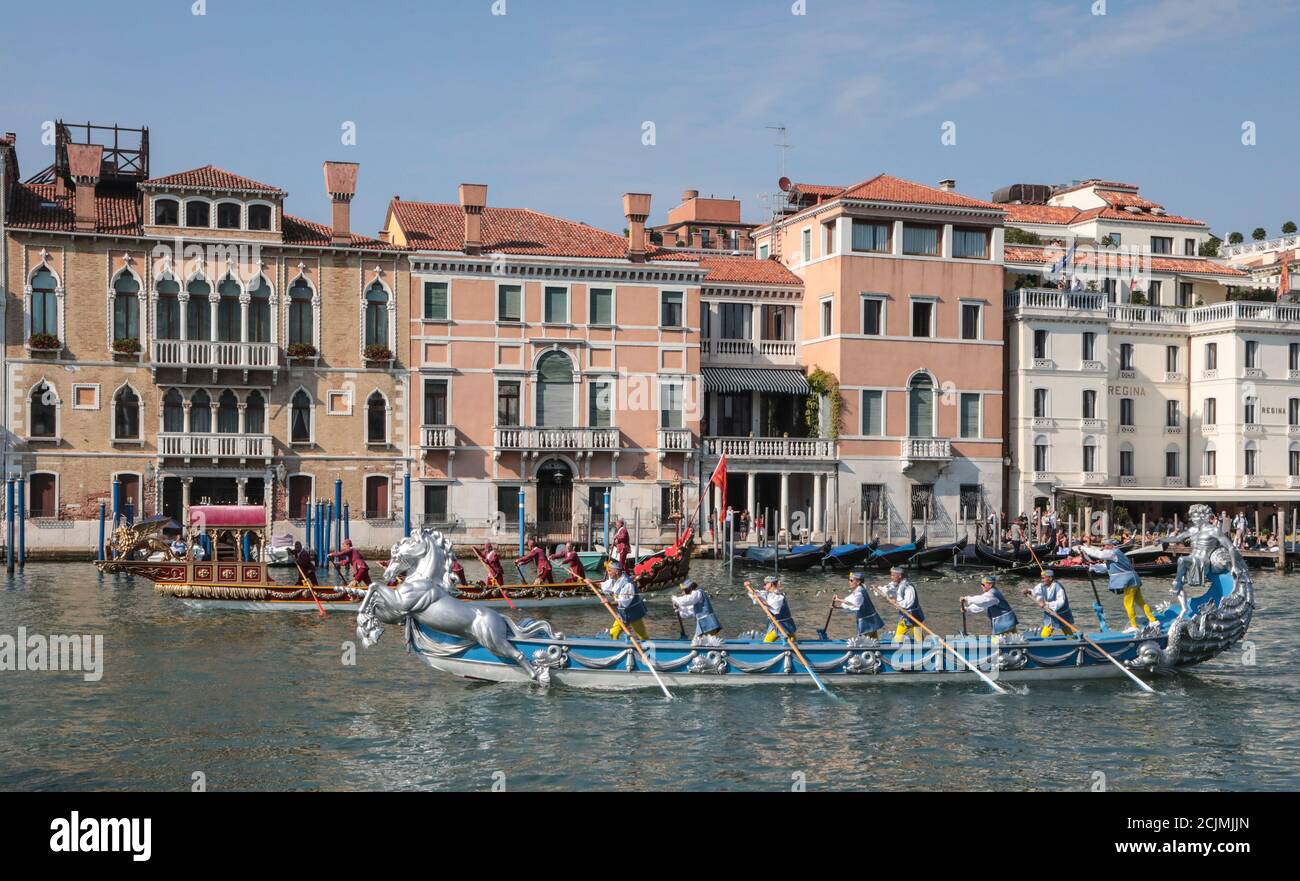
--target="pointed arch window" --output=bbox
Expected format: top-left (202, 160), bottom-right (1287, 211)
top-left (156, 278), bottom-right (181, 340)
top-left (364, 282), bottom-right (389, 347)
top-left (190, 389), bottom-right (212, 433)
top-left (30, 268), bottom-right (58, 337)
top-left (217, 390), bottom-right (240, 433)
top-left (288, 279), bottom-right (313, 346)
top-left (217, 278), bottom-right (241, 342)
top-left (246, 391), bottom-right (266, 434)
top-left (30, 382), bottom-right (57, 438)
top-left (112, 273), bottom-right (141, 342)
top-left (248, 277), bottom-right (272, 343)
top-left (291, 390), bottom-right (312, 444)
top-left (366, 391), bottom-right (388, 444)
top-left (908, 374), bottom-right (935, 438)
top-left (163, 389), bottom-right (185, 432)
top-left (113, 385), bottom-right (141, 440)
top-left (186, 279), bottom-right (211, 341)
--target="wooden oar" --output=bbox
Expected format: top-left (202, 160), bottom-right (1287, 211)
top-left (817, 597), bottom-right (836, 641)
top-left (560, 563), bottom-right (673, 700)
top-left (1037, 601), bottom-right (1156, 694)
top-left (470, 545), bottom-right (516, 609)
top-left (743, 580), bottom-right (831, 695)
top-left (294, 558), bottom-right (327, 618)
top-left (872, 587), bottom-right (1008, 695)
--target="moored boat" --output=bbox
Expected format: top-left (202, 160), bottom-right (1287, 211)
top-left (865, 536), bottom-right (927, 570)
top-left (906, 536), bottom-right (968, 570)
top-left (820, 540), bottom-right (879, 569)
top-left (733, 541), bottom-right (830, 572)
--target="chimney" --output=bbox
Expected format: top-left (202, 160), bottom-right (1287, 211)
top-left (682, 189), bottom-right (699, 202)
top-left (938, 178), bottom-right (956, 192)
top-left (66, 143), bottom-right (103, 231)
top-left (623, 192), bottom-right (652, 262)
top-left (458, 184), bottom-right (488, 254)
top-left (323, 161), bottom-right (359, 245)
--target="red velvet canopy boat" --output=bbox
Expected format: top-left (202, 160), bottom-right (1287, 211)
top-left (187, 505), bottom-right (267, 529)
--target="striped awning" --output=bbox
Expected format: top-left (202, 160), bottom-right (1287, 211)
top-left (701, 367), bottom-right (810, 395)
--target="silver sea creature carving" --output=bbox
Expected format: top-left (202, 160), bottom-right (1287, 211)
top-left (687, 650), bottom-right (729, 674)
top-left (354, 529), bottom-right (551, 684)
top-left (1158, 511), bottom-right (1255, 670)
top-left (844, 651), bottom-right (883, 675)
top-left (997, 648), bottom-right (1028, 671)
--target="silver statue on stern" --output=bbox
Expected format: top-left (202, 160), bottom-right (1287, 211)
top-left (349, 529), bottom-right (559, 684)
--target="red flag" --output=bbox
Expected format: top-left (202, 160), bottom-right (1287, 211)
top-left (710, 456), bottom-right (727, 525)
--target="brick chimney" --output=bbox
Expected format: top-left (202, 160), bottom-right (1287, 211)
top-left (458, 183), bottom-right (488, 255)
top-left (938, 178), bottom-right (956, 192)
top-left (623, 193), bottom-right (652, 262)
top-left (323, 161), bottom-right (359, 245)
top-left (66, 143), bottom-right (103, 231)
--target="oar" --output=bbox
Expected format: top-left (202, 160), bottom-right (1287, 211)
top-left (960, 601), bottom-right (968, 636)
top-left (1038, 602), bottom-right (1156, 694)
top-left (1083, 559), bottom-right (1109, 631)
top-left (743, 580), bottom-right (831, 695)
top-left (470, 545), bottom-right (516, 609)
top-left (872, 587), bottom-right (1009, 695)
top-left (560, 563), bottom-right (673, 700)
top-left (816, 597), bottom-right (836, 641)
top-left (294, 558), bottom-right (327, 618)
top-left (674, 606), bottom-right (688, 640)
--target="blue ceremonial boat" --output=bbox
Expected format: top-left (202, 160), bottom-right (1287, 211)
top-left (356, 526), bottom-right (1255, 691)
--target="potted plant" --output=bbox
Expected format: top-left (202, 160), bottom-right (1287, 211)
top-left (364, 343), bottom-right (393, 364)
top-left (286, 342), bottom-right (317, 360)
top-left (27, 332), bottom-right (61, 352)
top-left (112, 337), bottom-right (141, 356)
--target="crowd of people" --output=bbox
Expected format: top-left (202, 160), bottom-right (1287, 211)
top-left (1000, 505), bottom-right (1292, 555)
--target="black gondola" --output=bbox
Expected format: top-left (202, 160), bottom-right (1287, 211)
top-left (906, 536), bottom-right (969, 570)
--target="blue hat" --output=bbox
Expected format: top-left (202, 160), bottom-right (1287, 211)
top-left (981, 574), bottom-right (997, 586)
top-left (849, 570), bottom-right (866, 581)
top-left (763, 574), bottom-right (779, 585)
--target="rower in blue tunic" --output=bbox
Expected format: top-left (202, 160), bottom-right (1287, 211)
top-left (960, 574), bottom-right (1019, 638)
top-left (879, 566), bottom-right (925, 643)
top-left (600, 560), bottom-right (647, 641)
top-left (1023, 568), bottom-right (1075, 638)
top-left (831, 569), bottom-right (884, 639)
top-left (1077, 536), bottom-right (1155, 632)
top-left (746, 574), bottom-right (797, 642)
top-left (671, 578), bottom-right (722, 640)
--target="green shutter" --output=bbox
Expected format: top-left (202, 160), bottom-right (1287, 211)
top-left (424, 282), bottom-right (448, 320)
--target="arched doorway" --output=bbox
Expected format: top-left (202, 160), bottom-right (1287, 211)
top-left (537, 458), bottom-right (573, 542)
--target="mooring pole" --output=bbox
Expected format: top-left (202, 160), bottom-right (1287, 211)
top-left (334, 478), bottom-right (343, 552)
top-left (97, 502), bottom-right (106, 562)
top-left (5, 478), bottom-right (14, 574)
top-left (517, 488), bottom-right (525, 556)
top-left (17, 478), bottom-right (25, 569)
top-left (343, 502), bottom-right (351, 541)
top-left (305, 501), bottom-right (313, 556)
top-left (603, 489), bottom-right (610, 552)
top-left (403, 471), bottom-right (412, 537)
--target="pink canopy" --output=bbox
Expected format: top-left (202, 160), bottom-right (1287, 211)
top-left (188, 505), bottom-right (266, 529)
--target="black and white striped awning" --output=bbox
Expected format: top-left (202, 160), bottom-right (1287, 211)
top-left (701, 367), bottom-right (810, 395)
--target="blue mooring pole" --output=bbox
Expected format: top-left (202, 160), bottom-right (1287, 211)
top-left (343, 503), bottom-right (351, 540)
top-left (317, 501), bottom-right (327, 568)
top-left (97, 502), bottom-right (106, 562)
top-left (334, 479), bottom-right (343, 551)
top-left (304, 501), bottom-right (313, 555)
top-left (517, 488), bottom-right (525, 556)
top-left (404, 472), bottom-right (412, 537)
top-left (603, 489), bottom-right (611, 551)
top-left (17, 479), bottom-right (25, 568)
top-left (5, 478), bottom-right (15, 574)
top-left (110, 479), bottom-right (121, 559)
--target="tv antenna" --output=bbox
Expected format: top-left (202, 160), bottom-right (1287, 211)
top-left (759, 124), bottom-right (794, 261)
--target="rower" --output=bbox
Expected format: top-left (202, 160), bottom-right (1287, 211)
top-left (831, 569), bottom-right (884, 639)
top-left (292, 540), bottom-right (318, 586)
top-left (549, 543), bottom-right (585, 583)
top-left (671, 578), bottom-right (722, 640)
top-left (1077, 536), bottom-right (1156, 633)
top-left (879, 566), bottom-right (924, 643)
top-left (600, 560), bottom-right (647, 641)
top-left (961, 574), bottom-right (1019, 638)
top-left (481, 541), bottom-right (505, 586)
top-left (328, 538), bottom-right (370, 587)
top-left (612, 518), bottom-right (631, 571)
top-left (1024, 568), bottom-right (1075, 638)
top-left (516, 537), bottom-right (553, 585)
top-left (747, 574), bottom-right (797, 643)
top-left (449, 557), bottom-right (469, 587)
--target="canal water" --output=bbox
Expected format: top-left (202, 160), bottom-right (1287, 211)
top-left (1, 560), bottom-right (1296, 791)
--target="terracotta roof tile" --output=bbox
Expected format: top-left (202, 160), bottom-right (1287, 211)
top-left (790, 182), bottom-right (845, 197)
top-left (838, 174), bottom-right (1002, 210)
top-left (143, 165), bottom-right (285, 195)
top-left (7, 182), bottom-right (141, 235)
top-left (1073, 205), bottom-right (1206, 227)
top-left (1004, 244), bottom-right (1246, 277)
top-left (281, 214), bottom-right (397, 250)
top-left (1003, 204), bottom-right (1081, 225)
top-left (700, 255), bottom-right (802, 286)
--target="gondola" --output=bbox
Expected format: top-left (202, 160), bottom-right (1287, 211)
top-left (820, 539), bottom-right (879, 569)
top-left (906, 536), bottom-right (968, 570)
top-left (972, 541), bottom-right (1054, 568)
top-left (865, 536), bottom-right (927, 570)
top-left (999, 557), bottom-right (1179, 579)
top-left (733, 542), bottom-right (831, 572)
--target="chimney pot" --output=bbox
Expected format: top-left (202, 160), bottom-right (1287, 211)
top-left (459, 183), bottom-right (488, 254)
top-left (623, 193), bottom-right (652, 261)
top-left (939, 178), bottom-right (956, 192)
top-left (682, 189), bottom-right (699, 202)
top-left (66, 143), bottom-right (103, 231)
top-left (322, 161), bottom-right (359, 245)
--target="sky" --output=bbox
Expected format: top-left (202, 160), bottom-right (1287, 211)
top-left (2, 0), bottom-right (1298, 240)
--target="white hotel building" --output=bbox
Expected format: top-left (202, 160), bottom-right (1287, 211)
top-left (999, 180), bottom-right (1300, 527)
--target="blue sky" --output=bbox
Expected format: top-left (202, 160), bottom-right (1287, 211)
top-left (3, 0), bottom-right (1297, 239)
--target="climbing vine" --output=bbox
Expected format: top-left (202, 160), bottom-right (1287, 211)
top-left (804, 367), bottom-right (842, 439)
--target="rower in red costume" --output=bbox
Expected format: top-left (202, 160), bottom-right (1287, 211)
top-left (481, 541), bottom-right (505, 586)
top-left (516, 537), bottom-right (553, 584)
top-left (612, 518), bottom-right (631, 571)
top-left (449, 557), bottom-right (469, 586)
top-left (327, 539), bottom-right (370, 586)
top-left (549, 543), bottom-right (585, 583)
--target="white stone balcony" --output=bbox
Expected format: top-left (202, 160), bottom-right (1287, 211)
top-left (704, 436), bottom-right (837, 461)
top-left (701, 337), bottom-right (798, 366)
top-left (1164, 371), bottom-right (1186, 383)
top-left (901, 437), bottom-right (953, 467)
top-left (1005, 288), bottom-right (1107, 314)
top-left (1080, 418), bottom-right (1105, 431)
top-left (1242, 475), bottom-right (1266, 488)
top-left (1081, 360), bottom-right (1106, 372)
top-left (1165, 476), bottom-right (1186, 487)
top-left (1244, 423), bottom-right (1265, 435)
top-left (1201, 424), bottom-right (1218, 436)
top-left (1031, 417), bottom-right (1054, 430)
top-left (1007, 289), bottom-right (1300, 330)
top-left (158, 432), bottom-right (273, 463)
top-left (1289, 475), bottom-right (1300, 488)
top-left (1031, 471), bottom-right (1055, 484)
top-left (493, 426), bottom-right (620, 451)
top-left (1164, 424), bottom-right (1183, 435)
top-left (152, 339), bottom-right (279, 371)
top-left (1199, 475), bottom-right (1218, 488)
top-left (420, 425), bottom-right (457, 449)
top-left (1119, 476), bottom-right (1138, 487)
top-left (1082, 471), bottom-right (1108, 485)
top-left (657, 428), bottom-right (694, 452)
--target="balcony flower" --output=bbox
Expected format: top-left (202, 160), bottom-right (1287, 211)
top-left (27, 332), bottom-right (61, 350)
top-left (364, 343), bottom-right (393, 363)
top-left (286, 342), bottom-right (317, 359)
top-left (112, 337), bottom-right (141, 355)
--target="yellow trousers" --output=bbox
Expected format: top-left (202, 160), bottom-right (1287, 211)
top-left (1122, 587), bottom-right (1156, 628)
top-left (892, 622), bottom-right (923, 643)
top-left (609, 618), bottom-right (648, 640)
top-left (1040, 620), bottom-right (1077, 638)
top-left (763, 629), bottom-right (796, 643)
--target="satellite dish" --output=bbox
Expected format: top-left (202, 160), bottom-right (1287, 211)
top-left (778, 177), bottom-right (792, 192)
